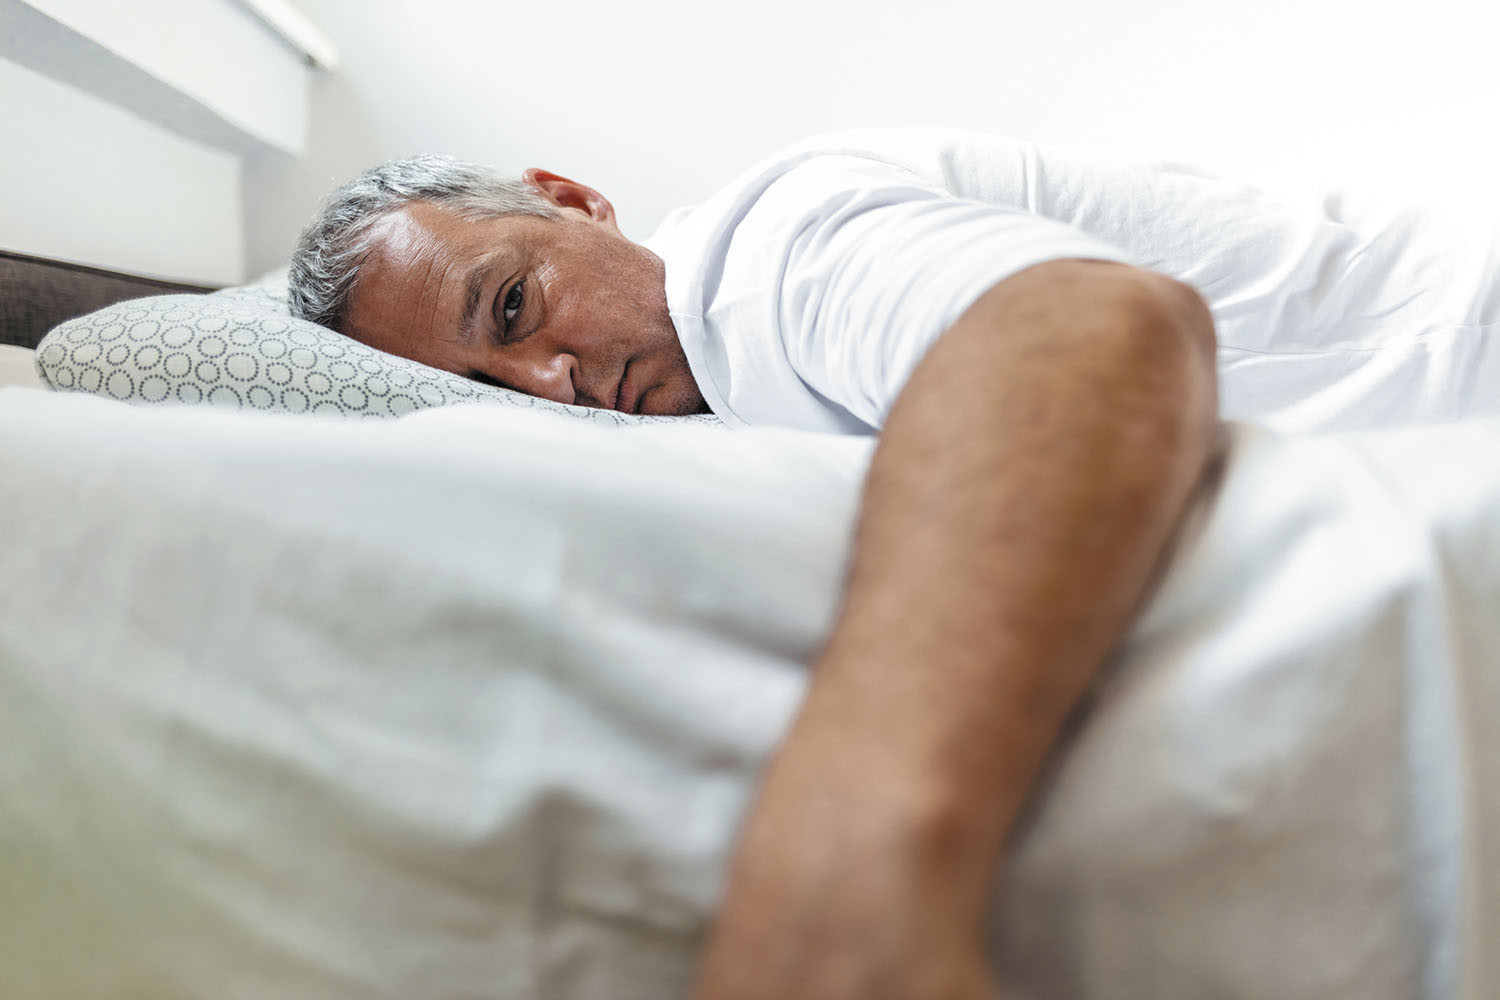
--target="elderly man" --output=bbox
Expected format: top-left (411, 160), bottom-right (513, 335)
top-left (287, 129), bottom-right (1491, 998)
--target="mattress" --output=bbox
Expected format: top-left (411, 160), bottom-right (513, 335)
top-left (0, 387), bottom-right (1494, 999)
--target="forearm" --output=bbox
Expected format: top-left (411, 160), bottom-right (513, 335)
top-left (807, 258), bottom-right (1219, 912)
top-left (695, 260), bottom-right (1218, 998)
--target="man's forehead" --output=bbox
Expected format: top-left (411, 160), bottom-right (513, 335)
top-left (368, 201), bottom-right (486, 262)
top-left (344, 206), bottom-right (464, 345)
top-left (356, 205), bottom-right (518, 311)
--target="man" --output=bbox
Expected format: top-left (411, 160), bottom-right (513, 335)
top-left (286, 129), bottom-right (1489, 998)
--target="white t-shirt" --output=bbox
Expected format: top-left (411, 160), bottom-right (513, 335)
top-left (644, 128), bottom-right (1500, 435)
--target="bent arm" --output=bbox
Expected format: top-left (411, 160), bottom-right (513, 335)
top-left (695, 259), bottom-right (1219, 998)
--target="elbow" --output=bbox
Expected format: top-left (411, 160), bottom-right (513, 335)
top-left (1146, 271), bottom-right (1218, 375)
top-left (1115, 267), bottom-right (1220, 445)
top-left (1004, 259), bottom-right (1217, 399)
top-left (1067, 264), bottom-right (1219, 474)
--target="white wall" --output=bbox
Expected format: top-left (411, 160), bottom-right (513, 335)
top-left (1, 0), bottom-right (326, 284)
top-left (12, 0), bottom-right (312, 155)
top-left (0, 58), bottom-right (243, 284)
top-left (243, 0), bottom-right (1499, 275)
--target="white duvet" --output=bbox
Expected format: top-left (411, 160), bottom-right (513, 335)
top-left (0, 388), bottom-right (1495, 1000)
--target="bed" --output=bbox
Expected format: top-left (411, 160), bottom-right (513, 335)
top-left (1, 249), bottom-right (1496, 1000)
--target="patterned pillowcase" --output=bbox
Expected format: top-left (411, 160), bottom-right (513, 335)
top-left (34, 270), bottom-right (721, 427)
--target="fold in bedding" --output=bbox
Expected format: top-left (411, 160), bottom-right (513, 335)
top-left (0, 389), bottom-right (1493, 1000)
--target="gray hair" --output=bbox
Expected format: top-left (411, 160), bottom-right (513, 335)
top-left (287, 154), bottom-right (560, 330)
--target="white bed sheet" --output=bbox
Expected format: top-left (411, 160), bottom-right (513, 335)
top-left (0, 388), bottom-right (1494, 999)
top-left (0, 345), bottom-right (43, 390)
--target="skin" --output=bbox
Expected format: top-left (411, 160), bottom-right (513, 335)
top-left (695, 261), bottom-right (1218, 999)
top-left (343, 170), bottom-right (708, 417)
top-left (340, 170), bottom-right (1220, 997)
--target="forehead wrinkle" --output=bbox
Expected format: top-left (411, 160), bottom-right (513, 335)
top-left (407, 252), bottom-right (442, 342)
top-left (405, 223), bottom-right (468, 353)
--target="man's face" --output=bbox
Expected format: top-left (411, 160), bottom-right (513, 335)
top-left (343, 177), bottom-right (707, 417)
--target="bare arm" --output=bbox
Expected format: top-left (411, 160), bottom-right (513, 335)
top-left (694, 259), bottom-right (1219, 998)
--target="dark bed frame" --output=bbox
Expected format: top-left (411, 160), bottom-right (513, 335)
top-left (0, 249), bottom-right (218, 350)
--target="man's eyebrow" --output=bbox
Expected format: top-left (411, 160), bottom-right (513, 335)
top-left (458, 253), bottom-right (506, 344)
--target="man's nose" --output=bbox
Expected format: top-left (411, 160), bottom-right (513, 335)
top-left (510, 354), bottom-right (577, 406)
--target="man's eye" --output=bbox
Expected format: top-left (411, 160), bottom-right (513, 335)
top-left (503, 281), bottom-right (525, 325)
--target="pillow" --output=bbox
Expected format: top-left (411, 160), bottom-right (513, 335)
top-left (34, 269), bottom-right (720, 426)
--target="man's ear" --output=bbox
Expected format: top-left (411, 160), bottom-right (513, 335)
top-left (522, 168), bottom-right (618, 227)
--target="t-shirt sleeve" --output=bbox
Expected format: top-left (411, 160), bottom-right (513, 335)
top-left (761, 155), bottom-right (1134, 428)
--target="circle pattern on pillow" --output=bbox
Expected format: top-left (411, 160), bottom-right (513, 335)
top-left (35, 272), bottom-right (720, 427)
